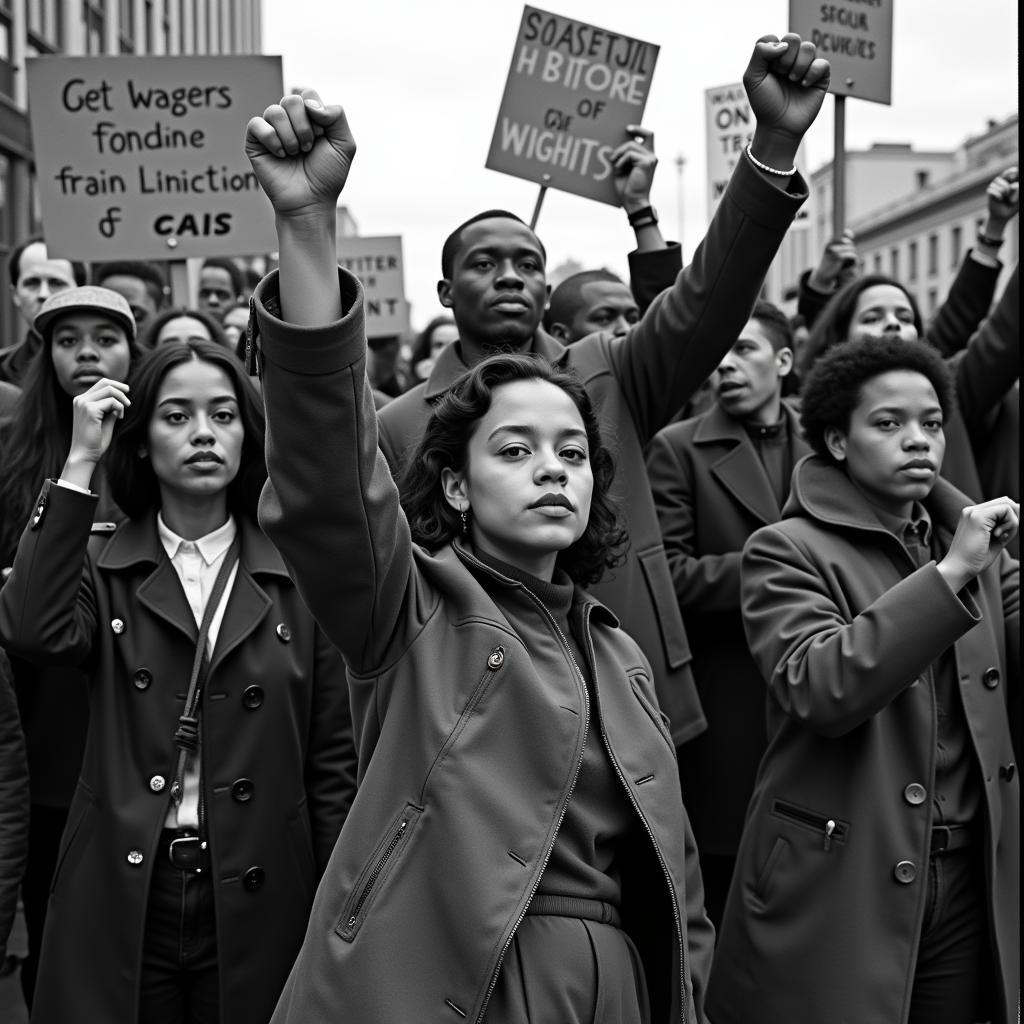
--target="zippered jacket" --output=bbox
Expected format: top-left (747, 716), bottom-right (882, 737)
top-left (255, 270), bottom-right (714, 1023)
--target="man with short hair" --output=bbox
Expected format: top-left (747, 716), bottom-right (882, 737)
top-left (546, 269), bottom-right (639, 343)
top-left (646, 300), bottom-right (810, 926)
top-left (377, 36), bottom-right (831, 751)
top-left (198, 257), bottom-right (245, 324)
top-left (93, 260), bottom-right (167, 334)
top-left (1, 237), bottom-right (86, 385)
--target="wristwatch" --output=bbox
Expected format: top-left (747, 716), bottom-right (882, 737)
top-left (627, 205), bottom-right (659, 229)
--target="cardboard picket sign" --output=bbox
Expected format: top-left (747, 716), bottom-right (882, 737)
top-left (26, 55), bottom-right (284, 261)
top-left (486, 6), bottom-right (659, 206)
top-left (336, 235), bottom-right (410, 338)
top-left (789, 0), bottom-right (893, 105)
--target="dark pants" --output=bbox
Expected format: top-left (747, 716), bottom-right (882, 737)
top-left (139, 835), bottom-right (220, 1024)
top-left (908, 846), bottom-right (994, 1024)
top-left (18, 803), bottom-right (67, 1010)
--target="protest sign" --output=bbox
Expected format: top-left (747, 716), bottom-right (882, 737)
top-left (26, 55), bottom-right (283, 261)
top-left (486, 6), bottom-right (659, 206)
top-left (705, 83), bottom-right (809, 225)
top-left (789, 0), bottom-right (893, 105)
top-left (337, 235), bottom-right (410, 338)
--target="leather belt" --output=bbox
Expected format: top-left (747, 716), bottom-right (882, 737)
top-left (930, 824), bottom-right (976, 856)
top-left (160, 829), bottom-right (210, 873)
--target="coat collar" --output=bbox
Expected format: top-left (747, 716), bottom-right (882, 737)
top-left (450, 540), bottom-right (619, 628)
top-left (784, 453), bottom-right (971, 539)
top-left (97, 512), bottom-right (290, 579)
top-left (694, 400), bottom-right (808, 526)
top-left (422, 329), bottom-right (567, 401)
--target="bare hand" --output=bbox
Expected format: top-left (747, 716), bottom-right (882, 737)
top-left (245, 89), bottom-right (356, 219)
top-left (938, 497), bottom-right (1020, 591)
top-left (985, 167), bottom-right (1018, 229)
top-left (66, 379), bottom-right (131, 470)
top-left (744, 34), bottom-right (830, 168)
top-left (808, 230), bottom-right (859, 292)
top-left (611, 126), bottom-right (657, 214)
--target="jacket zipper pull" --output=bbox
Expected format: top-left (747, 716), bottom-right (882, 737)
top-left (823, 819), bottom-right (836, 851)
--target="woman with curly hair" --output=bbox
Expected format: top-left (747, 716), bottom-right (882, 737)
top-left (244, 92), bottom-right (715, 1022)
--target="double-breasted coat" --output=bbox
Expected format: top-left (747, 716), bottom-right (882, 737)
top-left (253, 270), bottom-right (715, 1023)
top-left (0, 484), bottom-right (356, 1024)
top-left (706, 455), bottom-right (1019, 1024)
top-left (646, 400), bottom-right (810, 856)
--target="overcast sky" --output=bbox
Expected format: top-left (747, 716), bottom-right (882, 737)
top-left (260, 0), bottom-right (1018, 332)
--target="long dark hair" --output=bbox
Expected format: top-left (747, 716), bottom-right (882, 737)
top-left (106, 339), bottom-right (266, 520)
top-left (400, 353), bottom-right (627, 586)
top-left (0, 330), bottom-right (142, 564)
top-left (799, 274), bottom-right (924, 380)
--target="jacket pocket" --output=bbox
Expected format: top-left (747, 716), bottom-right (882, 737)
top-left (637, 546), bottom-right (692, 670)
top-left (770, 798), bottom-right (849, 851)
top-left (51, 781), bottom-right (96, 894)
top-left (752, 834), bottom-right (790, 904)
top-left (335, 802), bottom-right (422, 942)
top-left (629, 672), bottom-right (676, 755)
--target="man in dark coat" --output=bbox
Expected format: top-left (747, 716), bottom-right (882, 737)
top-left (376, 34), bottom-right (831, 751)
top-left (646, 300), bottom-right (810, 926)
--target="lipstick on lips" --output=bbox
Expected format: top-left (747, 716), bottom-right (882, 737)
top-left (529, 492), bottom-right (574, 511)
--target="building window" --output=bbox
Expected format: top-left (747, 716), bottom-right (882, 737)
top-left (951, 225), bottom-right (962, 267)
top-left (890, 247), bottom-right (900, 279)
top-left (908, 241), bottom-right (918, 281)
top-left (29, 0), bottom-right (64, 49)
top-left (927, 288), bottom-right (939, 316)
top-left (873, 252), bottom-right (883, 273)
top-left (0, 6), bottom-right (13, 98)
top-left (916, 170), bottom-right (930, 189)
top-left (0, 151), bottom-right (11, 244)
top-left (120, 0), bottom-right (135, 49)
top-left (145, 0), bottom-right (155, 50)
top-left (83, 0), bottom-right (106, 54)
top-left (927, 234), bottom-right (939, 276)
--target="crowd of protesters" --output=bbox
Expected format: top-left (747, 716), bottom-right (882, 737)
top-left (0, 28), bottom-right (1017, 1024)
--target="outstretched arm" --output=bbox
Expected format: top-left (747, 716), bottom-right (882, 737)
top-left (247, 94), bottom-right (423, 674)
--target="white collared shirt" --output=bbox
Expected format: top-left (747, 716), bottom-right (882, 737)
top-left (157, 513), bottom-right (239, 829)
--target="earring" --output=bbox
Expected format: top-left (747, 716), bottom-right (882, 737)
top-left (460, 506), bottom-right (469, 535)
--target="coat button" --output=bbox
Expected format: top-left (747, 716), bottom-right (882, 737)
top-left (242, 685), bottom-right (264, 710)
top-left (275, 623), bottom-right (291, 643)
top-left (982, 667), bottom-right (1001, 689)
top-left (111, 618), bottom-right (126, 635)
top-left (893, 860), bottom-right (917, 884)
top-left (1000, 763), bottom-right (1016, 782)
top-left (133, 668), bottom-right (153, 691)
top-left (126, 849), bottom-right (144, 866)
top-left (487, 648), bottom-right (504, 670)
top-left (243, 866), bottom-right (265, 891)
top-left (231, 778), bottom-right (255, 803)
top-left (149, 775), bottom-right (166, 793)
top-left (903, 783), bottom-right (926, 805)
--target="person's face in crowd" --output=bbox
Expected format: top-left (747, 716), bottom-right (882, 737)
top-left (824, 369), bottom-right (946, 518)
top-left (442, 379), bottom-right (593, 580)
top-left (366, 336), bottom-right (400, 388)
top-left (156, 315), bottom-right (214, 348)
top-left (102, 274), bottom-right (160, 332)
top-left (145, 357), bottom-right (244, 509)
top-left (222, 306), bottom-right (250, 347)
top-left (713, 318), bottom-right (793, 425)
top-left (12, 242), bottom-right (78, 327)
top-left (556, 281), bottom-right (639, 343)
top-left (848, 284), bottom-right (919, 344)
top-left (197, 267), bottom-right (238, 324)
top-left (50, 312), bottom-right (132, 397)
top-left (429, 322), bottom-right (460, 358)
top-left (438, 219), bottom-right (547, 350)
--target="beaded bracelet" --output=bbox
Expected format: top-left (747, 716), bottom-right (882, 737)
top-left (977, 232), bottom-right (1004, 248)
top-left (745, 144), bottom-right (797, 177)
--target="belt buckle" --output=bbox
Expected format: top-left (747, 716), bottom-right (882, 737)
top-left (931, 825), bottom-right (952, 854)
top-left (168, 834), bottom-right (207, 872)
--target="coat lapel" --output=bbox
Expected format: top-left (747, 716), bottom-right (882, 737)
top-left (97, 515), bottom-right (198, 644)
top-left (207, 518), bottom-right (291, 677)
top-left (698, 404), bottom-right (782, 526)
